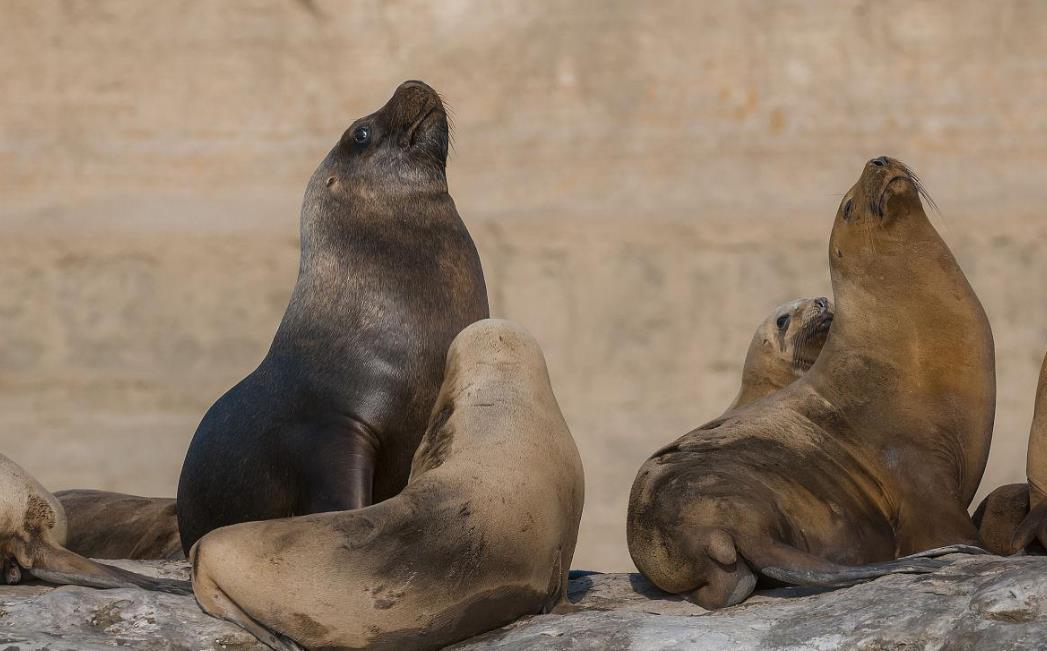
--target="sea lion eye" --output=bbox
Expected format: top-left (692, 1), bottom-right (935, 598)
top-left (843, 199), bottom-right (854, 220)
top-left (776, 315), bottom-right (790, 330)
top-left (352, 126), bottom-right (371, 144)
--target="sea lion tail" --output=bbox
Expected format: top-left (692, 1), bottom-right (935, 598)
top-left (740, 539), bottom-right (988, 588)
top-left (28, 543), bottom-right (192, 595)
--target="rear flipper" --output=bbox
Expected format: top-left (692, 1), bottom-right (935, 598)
top-left (27, 543), bottom-right (192, 595)
top-left (1012, 502), bottom-right (1047, 554)
top-left (746, 538), bottom-right (987, 588)
top-left (680, 528), bottom-right (986, 610)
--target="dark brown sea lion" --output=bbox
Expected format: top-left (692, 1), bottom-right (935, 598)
top-left (176, 81), bottom-right (489, 554)
top-left (725, 297), bottom-right (833, 414)
top-left (974, 351), bottom-right (1047, 554)
top-left (628, 156), bottom-right (995, 609)
top-left (0, 454), bottom-right (190, 594)
top-left (55, 490), bottom-right (182, 561)
top-left (190, 319), bottom-right (585, 651)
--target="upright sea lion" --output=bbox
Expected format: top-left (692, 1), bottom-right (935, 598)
top-left (177, 81), bottom-right (489, 553)
top-left (725, 297), bottom-right (833, 414)
top-left (0, 454), bottom-right (190, 594)
top-left (55, 490), bottom-right (182, 561)
top-left (974, 351), bottom-right (1047, 554)
top-left (190, 319), bottom-right (585, 651)
top-left (628, 157), bottom-right (995, 609)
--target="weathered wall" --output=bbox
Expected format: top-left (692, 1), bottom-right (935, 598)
top-left (2, 0), bottom-right (1046, 571)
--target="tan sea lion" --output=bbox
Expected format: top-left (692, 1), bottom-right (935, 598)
top-left (725, 297), bottom-right (833, 414)
top-left (177, 80), bottom-right (489, 554)
top-left (628, 156), bottom-right (995, 609)
top-left (55, 490), bottom-right (183, 561)
top-left (974, 351), bottom-right (1047, 554)
top-left (0, 454), bottom-right (190, 594)
top-left (190, 319), bottom-right (585, 651)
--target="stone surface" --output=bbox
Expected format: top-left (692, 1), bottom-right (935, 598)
top-left (0, 561), bottom-right (265, 650)
top-left (3, 1), bottom-right (1047, 572)
top-left (2, 556), bottom-right (1043, 650)
top-left (455, 555), bottom-right (1047, 650)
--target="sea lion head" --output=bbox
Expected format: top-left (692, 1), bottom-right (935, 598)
top-left (830, 156), bottom-right (937, 264)
top-left (754, 297), bottom-right (834, 375)
top-left (728, 297), bottom-right (833, 411)
top-left (311, 80), bottom-right (451, 205)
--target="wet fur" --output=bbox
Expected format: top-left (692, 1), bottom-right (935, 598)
top-left (176, 81), bottom-right (489, 553)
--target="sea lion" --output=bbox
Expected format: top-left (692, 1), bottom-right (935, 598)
top-left (55, 490), bottom-right (182, 561)
top-left (974, 351), bottom-right (1047, 554)
top-left (0, 453), bottom-right (190, 594)
top-left (190, 319), bottom-right (585, 651)
top-left (177, 80), bottom-right (489, 553)
top-left (628, 156), bottom-right (995, 609)
top-left (725, 297), bottom-right (833, 414)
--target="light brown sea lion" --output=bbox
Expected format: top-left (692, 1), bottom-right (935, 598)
top-left (55, 490), bottom-right (183, 561)
top-left (628, 156), bottom-right (994, 609)
top-left (974, 351), bottom-right (1047, 554)
top-left (0, 454), bottom-right (190, 594)
top-left (177, 80), bottom-right (489, 554)
top-left (190, 319), bottom-right (585, 651)
top-left (726, 297), bottom-right (833, 414)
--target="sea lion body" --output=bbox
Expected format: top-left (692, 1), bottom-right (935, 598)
top-left (628, 157), bottom-right (995, 608)
top-left (975, 351), bottom-right (1047, 553)
top-left (0, 454), bottom-right (190, 594)
top-left (726, 297), bottom-right (833, 414)
top-left (177, 81), bottom-right (489, 553)
top-left (191, 320), bottom-right (585, 651)
top-left (55, 490), bottom-right (182, 561)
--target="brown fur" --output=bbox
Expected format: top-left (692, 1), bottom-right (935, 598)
top-left (191, 320), bottom-right (585, 650)
top-left (628, 157), bottom-right (995, 609)
top-left (55, 490), bottom-right (182, 561)
top-left (726, 297), bottom-right (833, 414)
top-left (0, 454), bottom-right (190, 594)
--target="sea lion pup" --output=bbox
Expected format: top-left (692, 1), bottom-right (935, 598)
top-left (55, 490), bottom-right (182, 560)
top-left (177, 80), bottom-right (489, 553)
top-left (974, 351), bottom-right (1047, 554)
top-left (725, 297), bottom-right (833, 414)
top-left (0, 454), bottom-right (190, 594)
top-left (191, 319), bottom-right (585, 651)
top-left (628, 156), bottom-right (994, 609)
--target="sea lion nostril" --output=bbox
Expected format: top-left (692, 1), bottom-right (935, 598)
top-left (871, 156), bottom-right (889, 167)
top-left (815, 297), bottom-right (829, 310)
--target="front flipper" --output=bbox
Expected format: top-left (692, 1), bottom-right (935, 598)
top-left (29, 543), bottom-right (192, 595)
top-left (1012, 502), bottom-right (1047, 553)
top-left (973, 483), bottom-right (1030, 555)
top-left (303, 419), bottom-right (379, 513)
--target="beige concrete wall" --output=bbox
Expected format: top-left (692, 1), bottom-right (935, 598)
top-left (2, 0), bottom-right (1046, 571)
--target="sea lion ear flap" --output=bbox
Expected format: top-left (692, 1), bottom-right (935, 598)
top-left (706, 529), bottom-right (737, 566)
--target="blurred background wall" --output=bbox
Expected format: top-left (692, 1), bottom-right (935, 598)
top-left (2, 0), bottom-right (1046, 571)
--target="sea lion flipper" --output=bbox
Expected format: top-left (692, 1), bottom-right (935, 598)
top-left (29, 543), bottom-right (192, 595)
top-left (742, 539), bottom-right (978, 589)
top-left (1012, 502), bottom-right (1047, 553)
top-left (302, 420), bottom-right (379, 513)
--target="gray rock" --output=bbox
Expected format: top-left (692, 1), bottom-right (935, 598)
top-left (0, 560), bottom-right (264, 651)
top-left (453, 554), bottom-right (1047, 650)
top-left (1, 555), bottom-right (1044, 650)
